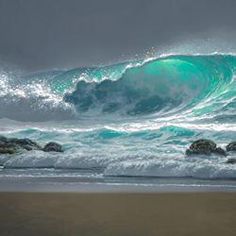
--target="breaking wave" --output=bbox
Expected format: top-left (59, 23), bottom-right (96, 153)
top-left (1, 54), bottom-right (236, 180)
top-left (0, 54), bottom-right (236, 121)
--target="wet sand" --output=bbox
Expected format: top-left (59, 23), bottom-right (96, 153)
top-left (0, 192), bottom-right (235, 236)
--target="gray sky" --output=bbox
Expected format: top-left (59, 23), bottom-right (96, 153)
top-left (0, 0), bottom-right (236, 71)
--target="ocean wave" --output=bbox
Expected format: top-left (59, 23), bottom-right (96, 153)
top-left (0, 125), bottom-right (236, 179)
top-left (1, 54), bottom-right (236, 180)
top-left (0, 54), bottom-right (236, 121)
top-left (64, 55), bottom-right (235, 117)
top-left (104, 156), bottom-right (236, 179)
top-left (1, 150), bottom-right (236, 179)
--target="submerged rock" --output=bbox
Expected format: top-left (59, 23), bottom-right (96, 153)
top-left (186, 139), bottom-right (226, 156)
top-left (0, 136), bottom-right (8, 144)
top-left (226, 158), bottom-right (236, 164)
top-left (226, 142), bottom-right (236, 152)
top-left (214, 147), bottom-right (227, 156)
top-left (43, 142), bottom-right (63, 152)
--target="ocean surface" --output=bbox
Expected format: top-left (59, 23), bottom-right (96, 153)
top-left (1, 54), bottom-right (236, 190)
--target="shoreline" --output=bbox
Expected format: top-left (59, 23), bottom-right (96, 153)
top-left (0, 192), bottom-right (235, 236)
top-left (0, 175), bottom-right (236, 192)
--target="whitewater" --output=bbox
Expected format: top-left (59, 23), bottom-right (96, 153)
top-left (1, 54), bottom-right (236, 186)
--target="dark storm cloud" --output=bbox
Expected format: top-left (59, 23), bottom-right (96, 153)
top-left (0, 0), bottom-right (236, 71)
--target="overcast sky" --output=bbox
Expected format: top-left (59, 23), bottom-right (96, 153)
top-left (0, 0), bottom-right (236, 71)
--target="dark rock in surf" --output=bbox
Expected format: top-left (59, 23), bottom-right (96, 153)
top-left (186, 139), bottom-right (226, 156)
top-left (0, 136), bottom-right (8, 144)
top-left (0, 137), bottom-right (21, 154)
top-left (214, 147), bottom-right (227, 156)
top-left (226, 158), bottom-right (236, 164)
top-left (0, 136), bottom-right (64, 154)
top-left (226, 142), bottom-right (236, 152)
top-left (186, 139), bottom-right (216, 155)
top-left (8, 138), bottom-right (42, 151)
top-left (0, 144), bottom-right (19, 154)
top-left (43, 142), bottom-right (63, 153)
top-left (0, 136), bottom-right (42, 154)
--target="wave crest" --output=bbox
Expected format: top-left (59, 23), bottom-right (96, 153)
top-left (0, 54), bottom-right (236, 121)
top-left (64, 55), bottom-right (236, 117)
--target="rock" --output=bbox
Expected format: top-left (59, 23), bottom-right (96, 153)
top-left (0, 136), bottom-right (42, 154)
top-left (0, 148), bottom-right (15, 154)
top-left (0, 141), bottom-right (20, 154)
top-left (186, 139), bottom-right (226, 156)
top-left (0, 136), bottom-right (64, 154)
top-left (213, 147), bottom-right (227, 156)
top-left (0, 146), bottom-right (18, 154)
top-left (0, 136), bottom-right (8, 144)
top-left (226, 158), bottom-right (236, 164)
top-left (186, 139), bottom-right (217, 156)
top-left (8, 138), bottom-right (42, 151)
top-left (43, 142), bottom-right (63, 152)
top-left (226, 142), bottom-right (236, 152)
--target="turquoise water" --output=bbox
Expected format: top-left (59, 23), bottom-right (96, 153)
top-left (0, 54), bottom-right (236, 180)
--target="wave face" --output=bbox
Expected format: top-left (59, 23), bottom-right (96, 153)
top-left (64, 55), bottom-right (236, 119)
top-left (0, 54), bottom-right (236, 180)
top-left (1, 54), bottom-right (236, 121)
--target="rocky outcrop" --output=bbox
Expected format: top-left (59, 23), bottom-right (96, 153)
top-left (43, 142), bottom-right (63, 152)
top-left (0, 136), bottom-right (63, 154)
top-left (214, 147), bottom-right (227, 156)
top-left (226, 158), bottom-right (236, 164)
top-left (7, 138), bottom-right (42, 151)
top-left (0, 136), bottom-right (41, 154)
top-left (0, 143), bottom-right (19, 154)
top-left (186, 139), bottom-right (227, 156)
top-left (226, 142), bottom-right (236, 152)
top-left (0, 136), bottom-right (7, 143)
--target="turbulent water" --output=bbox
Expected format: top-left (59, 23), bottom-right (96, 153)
top-left (1, 54), bottom-right (236, 181)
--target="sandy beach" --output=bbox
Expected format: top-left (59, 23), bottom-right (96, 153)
top-left (0, 192), bottom-right (235, 236)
